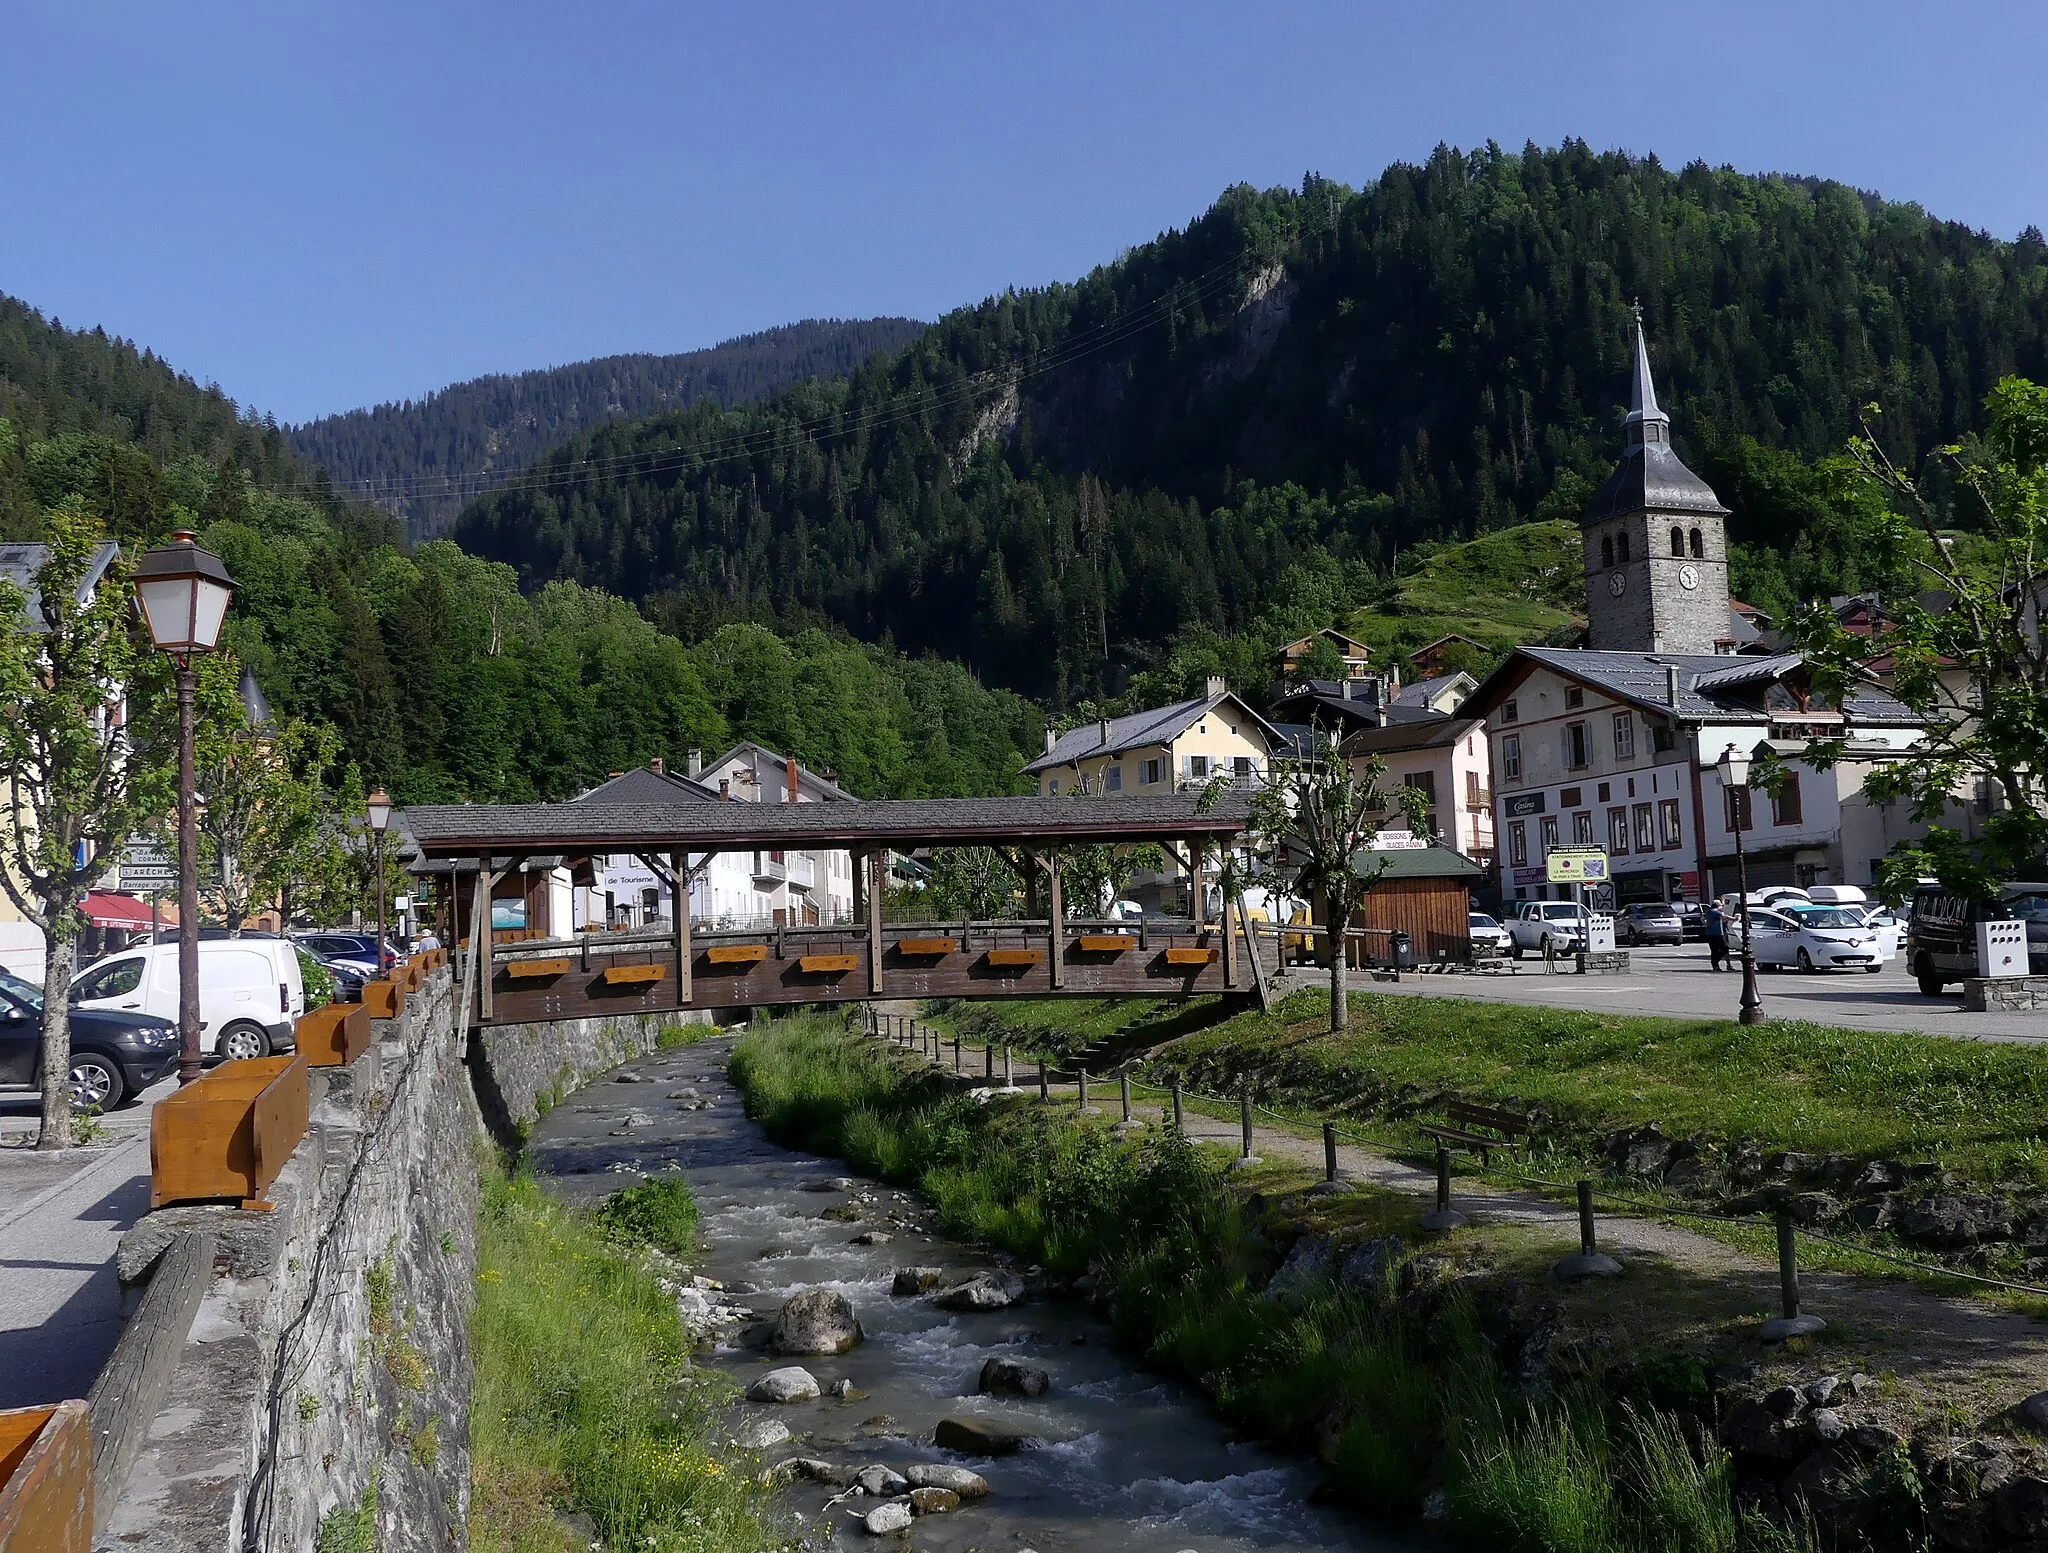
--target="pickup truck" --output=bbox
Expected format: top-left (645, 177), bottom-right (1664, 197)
top-left (1505, 901), bottom-right (1590, 959)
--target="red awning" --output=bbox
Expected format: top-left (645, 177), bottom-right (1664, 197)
top-left (80, 891), bottom-right (158, 931)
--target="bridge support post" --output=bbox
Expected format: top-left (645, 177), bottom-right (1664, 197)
top-left (476, 855), bottom-right (495, 1023)
top-left (672, 850), bottom-right (692, 1006)
top-left (952, 1036), bottom-right (960, 1073)
top-left (1121, 1073), bottom-right (1132, 1122)
top-left (1172, 1080), bottom-right (1183, 1134)
top-left (1221, 857), bottom-right (1239, 990)
top-left (865, 849), bottom-right (885, 996)
top-left (1047, 852), bottom-right (1065, 990)
top-left (1077, 1068), bottom-right (1088, 1109)
top-left (1189, 841), bottom-right (1207, 928)
top-left (1002, 1046), bottom-right (1012, 1086)
top-left (984, 1042), bottom-right (992, 1080)
top-left (1037, 1057), bottom-right (1047, 1102)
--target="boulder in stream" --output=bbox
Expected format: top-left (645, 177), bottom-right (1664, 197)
top-left (905, 1462), bottom-right (989, 1497)
top-left (862, 1501), bottom-right (914, 1535)
top-left (891, 1267), bottom-right (946, 1296)
top-left (932, 1272), bottom-right (1023, 1311)
top-left (979, 1356), bottom-right (1050, 1397)
top-left (909, 1487), bottom-right (960, 1515)
top-left (772, 1289), bottom-right (863, 1354)
top-left (735, 1417), bottom-right (791, 1449)
top-left (934, 1415), bottom-right (1036, 1456)
top-left (856, 1464), bottom-right (910, 1496)
top-left (748, 1366), bottom-right (821, 1403)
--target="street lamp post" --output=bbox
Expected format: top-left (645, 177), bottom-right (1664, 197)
top-left (134, 532), bottom-right (236, 1085)
top-left (367, 788), bottom-right (393, 976)
top-left (1717, 743), bottom-right (1766, 1027)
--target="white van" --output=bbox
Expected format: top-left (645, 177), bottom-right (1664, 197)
top-left (71, 939), bottom-right (304, 1061)
top-left (1805, 885), bottom-right (1868, 906)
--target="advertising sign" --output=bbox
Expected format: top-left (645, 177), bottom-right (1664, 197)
top-left (1545, 848), bottom-right (1609, 884)
top-left (1504, 792), bottom-right (1547, 818)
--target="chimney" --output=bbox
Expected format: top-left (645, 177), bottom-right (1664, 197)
top-left (1205, 674), bottom-right (1226, 700)
top-left (1341, 679), bottom-right (1355, 701)
top-left (1376, 703), bottom-right (1388, 728)
top-left (1044, 727), bottom-right (1057, 755)
top-left (718, 779), bottom-right (730, 799)
top-left (686, 748), bottom-right (702, 778)
top-left (1665, 665), bottom-right (1681, 707)
top-left (648, 756), bottom-right (665, 776)
top-left (785, 754), bottom-right (800, 803)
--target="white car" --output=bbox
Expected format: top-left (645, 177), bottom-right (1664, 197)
top-left (1468, 912), bottom-right (1510, 956)
top-left (1505, 901), bottom-right (1588, 958)
top-left (1742, 906), bottom-right (1889, 973)
top-left (71, 937), bottom-right (305, 1059)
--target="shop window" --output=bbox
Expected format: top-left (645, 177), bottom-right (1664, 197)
top-left (1659, 798), bottom-right (1683, 848)
top-left (1607, 807), bottom-right (1629, 854)
top-left (1509, 822), bottom-right (1527, 867)
top-left (1633, 803), bottom-right (1655, 852)
top-left (1573, 811), bottom-right (1594, 845)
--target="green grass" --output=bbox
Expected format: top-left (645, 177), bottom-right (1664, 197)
top-left (949, 986), bottom-right (2048, 1189)
top-left (595, 1178), bottom-right (699, 1257)
top-left (728, 1015), bottom-right (1831, 1553)
top-left (471, 1172), bottom-right (783, 1553)
top-left (1345, 518), bottom-right (1586, 664)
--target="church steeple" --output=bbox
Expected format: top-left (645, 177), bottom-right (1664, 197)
top-left (1623, 304), bottom-right (1670, 452)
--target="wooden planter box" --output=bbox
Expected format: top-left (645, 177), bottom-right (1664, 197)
top-left (797, 954), bottom-right (859, 974)
top-left (505, 958), bottom-right (570, 981)
top-left (894, 937), bottom-right (957, 956)
top-left (295, 1003), bottom-right (370, 1068)
top-left (705, 944), bottom-right (767, 966)
top-left (362, 978), bottom-right (405, 1019)
top-left (150, 1054), bottom-right (308, 1211)
top-left (1076, 935), bottom-right (1132, 953)
top-left (985, 948), bottom-right (1042, 970)
top-left (601, 964), bottom-right (665, 987)
top-left (0, 1401), bottom-right (91, 1553)
top-left (1163, 946), bottom-right (1218, 967)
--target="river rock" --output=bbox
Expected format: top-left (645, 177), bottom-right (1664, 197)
top-left (979, 1356), bottom-right (1050, 1397)
top-left (863, 1500), bottom-right (913, 1535)
top-left (892, 1267), bottom-right (946, 1295)
top-left (856, 1464), bottom-right (910, 1496)
top-left (1780, 1447), bottom-right (1863, 1517)
top-left (852, 1231), bottom-right (893, 1246)
top-left (1809, 1408), bottom-right (1846, 1444)
top-left (749, 1366), bottom-right (821, 1403)
top-left (1721, 1397), bottom-right (1809, 1462)
top-left (773, 1289), bottom-right (863, 1354)
top-left (1788, 1191), bottom-right (1842, 1225)
top-left (934, 1415), bottom-right (1035, 1456)
top-left (736, 1417), bottom-right (791, 1449)
top-left (804, 1176), bottom-right (858, 1192)
top-left (1607, 1124), bottom-right (1671, 1177)
top-left (1264, 1234), bottom-right (1336, 1303)
top-left (909, 1487), bottom-right (959, 1515)
top-left (2017, 1391), bottom-right (2048, 1431)
top-left (1898, 1192), bottom-right (2015, 1248)
top-left (906, 1463), bottom-right (990, 1498)
top-left (1335, 1235), bottom-right (1403, 1294)
top-left (932, 1272), bottom-right (1022, 1311)
top-left (612, 1071), bottom-right (646, 1083)
top-left (1996, 1475), bottom-right (2048, 1539)
top-left (1805, 1375), bottom-right (1842, 1407)
top-left (774, 1456), bottom-right (852, 1485)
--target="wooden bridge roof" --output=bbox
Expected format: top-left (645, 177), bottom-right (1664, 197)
top-left (402, 792), bottom-right (1254, 858)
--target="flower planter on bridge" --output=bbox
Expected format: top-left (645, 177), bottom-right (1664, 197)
top-left (149, 1053), bottom-right (308, 1211)
top-left (0, 1400), bottom-right (91, 1553)
top-left (295, 1002), bottom-right (370, 1068)
top-left (361, 977), bottom-right (405, 1019)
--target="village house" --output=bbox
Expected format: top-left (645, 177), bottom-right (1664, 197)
top-left (1022, 676), bottom-right (1284, 797)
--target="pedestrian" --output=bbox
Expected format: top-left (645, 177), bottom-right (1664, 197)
top-left (1704, 898), bottom-right (1729, 971)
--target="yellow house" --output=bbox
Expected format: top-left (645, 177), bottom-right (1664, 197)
top-left (1023, 677), bottom-right (1283, 796)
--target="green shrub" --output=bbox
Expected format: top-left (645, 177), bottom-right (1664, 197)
top-left (594, 1177), bottom-right (699, 1257)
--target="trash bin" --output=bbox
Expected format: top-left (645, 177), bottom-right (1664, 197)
top-left (1390, 931), bottom-right (1414, 971)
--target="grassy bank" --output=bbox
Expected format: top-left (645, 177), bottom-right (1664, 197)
top-left (935, 989), bottom-right (2048, 1190)
top-left (471, 1171), bottom-right (783, 1553)
top-left (730, 1015), bottom-right (1827, 1553)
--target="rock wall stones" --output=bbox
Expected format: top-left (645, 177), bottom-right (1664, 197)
top-left (469, 1007), bottom-right (702, 1138)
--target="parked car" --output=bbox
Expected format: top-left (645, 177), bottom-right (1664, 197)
top-left (1618, 903), bottom-right (1684, 946)
top-left (1755, 886), bottom-right (1813, 908)
top-left (1740, 906), bottom-right (1888, 973)
top-left (70, 938), bottom-right (304, 1061)
top-left (1468, 912), bottom-right (1510, 956)
top-left (291, 930), bottom-right (400, 984)
top-left (1805, 885), bottom-right (1868, 907)
top-left (1907, 882), bottom-right (2048, 995)
top-left (1505, 901), bottom-right (1588, 958)
top-left (1672, 900), bottom-right (1705, 940)
top-left (0, 970), bottom-right (177, 1108)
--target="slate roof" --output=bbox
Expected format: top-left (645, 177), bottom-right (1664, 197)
top-left (1582, 441), bottom-right (1730, 524)
top-left (1393, 672), bottom-right (1473, 708)
top-left (577, 766), bottom-right (714, 804)
top-left (1022, 692), bottom-right (1280, 775)
top-left (1341, 715), bottom-right (1484, 756)
top-left (1269, 683), bottom-right (1443, 731)
top-left (1472, 647), bottom-right (1921, 727)
top-left (0, 542), bottom-right (120, 632)
top-left (403, 792), bottom-right (1254, 857)
top-left (702, 741), bottom-right (855, 801)
top-left (1348, 844), bottom-right (1489, 881)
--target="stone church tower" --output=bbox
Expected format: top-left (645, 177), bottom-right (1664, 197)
top-left (1581, 314), bottom-right (1732, 653)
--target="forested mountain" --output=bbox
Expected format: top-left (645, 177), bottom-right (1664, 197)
top-left (453, 143), bottom-right (2048, 707)
top-left (289, 318), bottom-right (926, 540)
top-left (0, 298), bottom-right (1033, 803)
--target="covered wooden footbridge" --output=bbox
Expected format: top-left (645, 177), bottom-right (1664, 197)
top-left (403, 794), bottom-right (1270, 1026)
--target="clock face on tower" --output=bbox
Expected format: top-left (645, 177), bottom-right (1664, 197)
top-left (1608, 570), bottom-right (1627, 597)
top-left (1678, 563), bottom-right (1700, 591)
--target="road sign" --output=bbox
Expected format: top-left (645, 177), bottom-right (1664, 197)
top-left (1546, 848), bottom-right (1609, 884)
top-left (119, 840), bottom-right (174, 893)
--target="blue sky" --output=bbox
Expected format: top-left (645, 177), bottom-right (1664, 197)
top-left (6, 2), bottom-right (2046, 424)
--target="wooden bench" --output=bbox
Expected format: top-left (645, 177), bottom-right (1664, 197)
top-left (294, 1002), bottom-right (370, 1068)
top-left (0, 1401), bottom-right (91, 1553)
top-left (1418, 1101), bottom-right (1533, 1166)
top-left (150, 1053), bottom-right (308, 1210)
top-left (601, 963), bottom-right (665, 987)
top-left (1075, 935), bottom-right (1131, 953)
top-left (893, 937), bottom-right (957, 956)
top-left (797, 953), bottom-right (859, 974)
top-left (505, 958), bottom-right (571, 980)
top-left (705, 944), bottom-right (768, 965)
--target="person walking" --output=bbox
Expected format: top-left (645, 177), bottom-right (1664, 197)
top-left (1704, 898), bottom-right (1729, 971)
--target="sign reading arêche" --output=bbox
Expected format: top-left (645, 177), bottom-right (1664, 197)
top-left (1545, 848), bottom-right (1609, 884)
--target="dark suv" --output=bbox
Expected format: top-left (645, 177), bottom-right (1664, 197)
top-left (1907, 882), bottom-right (2048, 995)
top-left (0, 969), bottom-right (178, 1108)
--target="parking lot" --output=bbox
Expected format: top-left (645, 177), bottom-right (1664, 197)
top-left (1332, 942), bottom-right (2048, 1043)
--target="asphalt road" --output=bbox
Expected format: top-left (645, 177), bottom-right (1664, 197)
top-left (1288, 941), bottom-right (2048, 1043)
top-left (0, 1073), bottom-right (178, 1408)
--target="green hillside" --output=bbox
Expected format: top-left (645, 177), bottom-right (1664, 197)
top-left (1351, 520), bottom-right (1586, 666)
top-left (453, 143), bottom-right (2048, 705)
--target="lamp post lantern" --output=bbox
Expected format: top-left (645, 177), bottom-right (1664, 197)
top-left (367, 788), bottom-right (393, 976)
top-left (134, 531), bottom-right (236, 1085)
top-left (1717, 743), bottom-right (1766, 1027)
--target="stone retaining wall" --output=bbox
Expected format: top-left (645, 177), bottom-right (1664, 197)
top-left (469, 1007), bottom-right (706, 1139)
top-left (1965, 975), bottom-right (2048, 1012)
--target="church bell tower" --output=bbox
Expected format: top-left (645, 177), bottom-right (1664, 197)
top-left (1581, 311), bottom-right (1732, 654)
